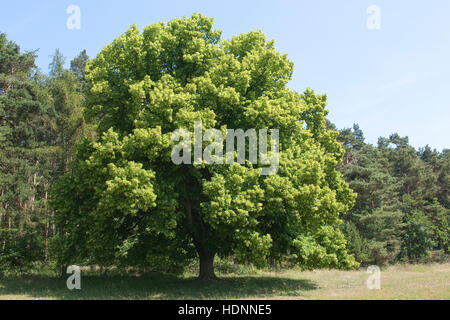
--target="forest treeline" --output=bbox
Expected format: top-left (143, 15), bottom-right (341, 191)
top-left (0, 34), bottom-right (94, 273)
top-left (0, 33), bottom-right (448, 274)
top-left (333, 123), bottom-right (449, 265)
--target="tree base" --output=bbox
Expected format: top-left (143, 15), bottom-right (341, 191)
top-left (197, 251), bottom-right (218, 282)
top-left (196, 273), bottom-right (221, 283)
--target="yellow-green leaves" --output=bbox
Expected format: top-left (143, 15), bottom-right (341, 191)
top-left (293, 227), bottom-right (359, 270)
top-left (57, 14), bottom-right (358, 272)
top-left (98, 162), bottom-right (157, 217)
top-left (202, 164), bottom-right (264, 228)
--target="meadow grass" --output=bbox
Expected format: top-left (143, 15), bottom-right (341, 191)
top-left (0, 262), bottom-right (448, 300)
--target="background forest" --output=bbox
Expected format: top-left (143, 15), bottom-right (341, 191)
top-left (0, 32), bottom-right (448, 275)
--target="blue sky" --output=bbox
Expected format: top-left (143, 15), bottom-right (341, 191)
top-left (1, 0), bottom-right (449, 150)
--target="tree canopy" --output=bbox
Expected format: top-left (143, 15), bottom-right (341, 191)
top-left (50, 14), bottom-right (358, 280)
top-left (1, 14), bottom-right (447, 279)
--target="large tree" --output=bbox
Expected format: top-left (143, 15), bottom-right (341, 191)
top-left (51, 14), bottom-right (358, 280)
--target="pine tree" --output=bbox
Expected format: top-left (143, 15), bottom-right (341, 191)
top-left (0, 33), bottom-right (52, 271)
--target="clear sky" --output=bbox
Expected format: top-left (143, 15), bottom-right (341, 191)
top-left (1, 0), bottom-right (449, 150)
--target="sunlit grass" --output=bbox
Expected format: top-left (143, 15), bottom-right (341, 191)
top-left (0, 263), bottom-right (448, 300)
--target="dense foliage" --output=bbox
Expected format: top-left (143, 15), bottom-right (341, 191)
top-left (335, 124), bottom-right (449, 265)
top-left (0, 33), bottom-right (92, 274)
top-left (50, 14), bottom-right (358, 280)
top-left (0, 15), bottom-right (448, 277)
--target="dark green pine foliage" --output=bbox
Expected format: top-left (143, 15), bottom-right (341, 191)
top-left (0, 33), bottom-right (53, 271)
top-left (338, 125), bottom-right (449, 265)
top-left (338, 126), bottom-right (404, 265)
top-left (70, 49), bottom-right (89, 84)
top-left (0, 34), bottom-right (92, 273)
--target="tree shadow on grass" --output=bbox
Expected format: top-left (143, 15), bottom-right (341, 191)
top-left (0, 272), bottom-right (318, 300)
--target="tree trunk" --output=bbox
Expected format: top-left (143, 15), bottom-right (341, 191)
top-left (185, 189), bottom-right (218, 282)
top-left (198, 251), bottom-right (217, 281)
top-left (44, 215), bottom-right (49, 262)
top-left (60, 264), bottom-right (67, 278)
top-left (1, 204), bottom-right (7, 251)
top-left (44, 191), bottom-right (49, 263)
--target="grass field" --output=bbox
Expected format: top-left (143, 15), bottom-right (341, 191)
top-left (0, 263), bottom-right (448, 300)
